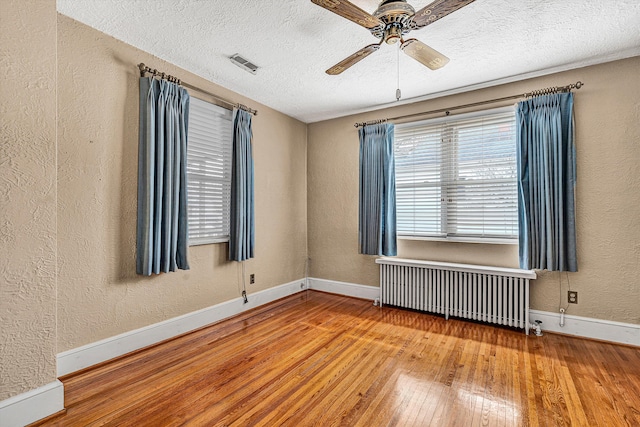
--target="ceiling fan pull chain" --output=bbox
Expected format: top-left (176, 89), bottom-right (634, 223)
top-left (396, 42), bottom-right (402, 101)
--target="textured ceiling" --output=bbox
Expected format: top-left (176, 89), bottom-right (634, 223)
top-left (57, 0), bottom-right (640, 123)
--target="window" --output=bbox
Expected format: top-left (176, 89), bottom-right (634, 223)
top-left (394, 107), bottom-right (518, 242)
top-left (187, 97), bottom-right (232, 245)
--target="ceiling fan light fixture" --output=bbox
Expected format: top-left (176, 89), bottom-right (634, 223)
top-left (384, 24), bottom-right (403, 44)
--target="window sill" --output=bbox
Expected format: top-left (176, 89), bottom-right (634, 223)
top-left (398, 235), bottom-right (518, 245)
top-left (189, 237), bottom-right (229, 246)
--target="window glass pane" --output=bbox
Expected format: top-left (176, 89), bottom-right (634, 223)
top-left (395, 124), bottom-right (443, 236)
top-left (187, 97), bottom-right (232, 245)
top-left (394, 107), bottom-right (518, 240)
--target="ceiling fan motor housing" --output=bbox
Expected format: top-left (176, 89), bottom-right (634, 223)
top-left (372, 0), bottom-right (415, 43)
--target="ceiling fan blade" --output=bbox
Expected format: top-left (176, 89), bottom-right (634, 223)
top-left (401, 38), bottom-right (450, 70)
top-left (411, 0), bottom-right (476, 29)
top-left (311, 0), bottom-right (384, 30)
top-left (326, 44), bottom-right (381, 75)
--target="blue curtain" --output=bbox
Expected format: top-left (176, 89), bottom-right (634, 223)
top-left (229, 109), bottom-right (255, 261)
top-left (516, 93), bottom-right (577, 271)
top-left (359, 123), bottom-right (397, 256)
top-left (136, 77), bottom-right (190, 276)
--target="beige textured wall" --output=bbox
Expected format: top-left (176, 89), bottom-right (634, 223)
top-left (308, 56), bottom-right (640, 325)
top-left (57, 15), bottom-right (307, 351)
top-left (0, 0), bottom-right (58, 400)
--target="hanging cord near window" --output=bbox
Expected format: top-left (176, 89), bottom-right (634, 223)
top-left (241, 262), bottom-right (248, 304)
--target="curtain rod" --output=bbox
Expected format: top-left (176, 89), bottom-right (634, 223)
top-left (354, 81), bottom-right (584, 128)
top-left (138, 63), bottom-right (257, 116)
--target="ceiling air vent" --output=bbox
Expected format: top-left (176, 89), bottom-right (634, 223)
top-left (229, 54), bottom-right (258, 75)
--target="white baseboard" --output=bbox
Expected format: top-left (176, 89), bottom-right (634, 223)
top-left (530, 309), bottom-right (640, 347)
top-left (307, 278), bottom-right (639, 347)
top-left (0, 380), bottom-right (64, 427)
top-left (308, 277), bottom-right (380, 301)
top-left (56, 276), bottom-right (638, 379)
top-left (57, 278), bottom-right (307, 377)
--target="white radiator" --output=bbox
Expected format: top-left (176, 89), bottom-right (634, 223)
top-left (376, 257), bottom-right (537, 334)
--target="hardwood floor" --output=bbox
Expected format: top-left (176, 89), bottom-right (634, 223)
top-left (34, 291), bottom-right (640, 426)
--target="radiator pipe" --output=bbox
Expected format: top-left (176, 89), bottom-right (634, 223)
top-left (559, 308), bottom-right (566, 327)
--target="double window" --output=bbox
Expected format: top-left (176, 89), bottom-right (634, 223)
top-left (186, 97), bottom-right (232, 245)
top-left (394, 107), bottom-right (518, 242)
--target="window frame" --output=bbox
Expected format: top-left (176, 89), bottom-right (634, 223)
top-left (394, 106), bottom-right (519, 245)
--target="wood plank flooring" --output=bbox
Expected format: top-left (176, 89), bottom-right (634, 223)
top-left (34, 291), bottom-right (640, 426)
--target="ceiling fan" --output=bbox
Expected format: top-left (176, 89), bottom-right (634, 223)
top-left (310, 0), bottom-right (475, 75)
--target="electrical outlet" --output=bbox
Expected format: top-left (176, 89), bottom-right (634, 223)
top-left (568, 291), bottom-right (578, 304)
top-left (249, 274), bottom-right (255, 284)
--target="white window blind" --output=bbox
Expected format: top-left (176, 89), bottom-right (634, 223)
top-left (394, 107), bottom-right (518, 241)
top-left (187, 97), bottom-right (232, 245)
